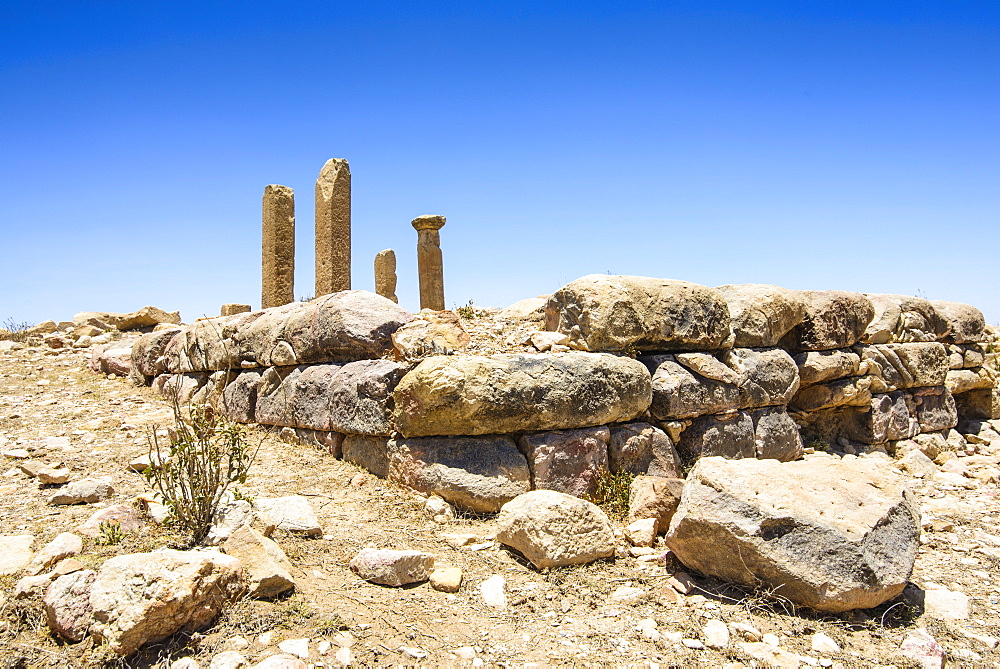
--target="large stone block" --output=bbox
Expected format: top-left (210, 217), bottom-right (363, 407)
top-left (794, 349), bottom-right (861, 387)
top-left (607, 422), bottom-right (681, 478)
top-left (254, 360), bottom-right (409, 435)
top-left (643, 354), bottom-right (739, 420)
top-left (780, 291), bottom-right (875, 352)
top-left (790, 376), bottom-right (873, 412)
top-left (861, 294), bottom-right (949, 344)
top-left (666, 456), bottom-right (920, 612)
top-left (954, 388), bottom-right (1000, 420)
top-left (130, 328), bottom-right (182, 383)
top-left (392, 352), bottom-right (651, 437)
top-left (724, 347), bottom-right (800, 409)
top-left (387, 436), bottom-right (530, 513)
top-left (220, 370), bottom-right (262, 423)
top-left (910, 386), bottom-right (958, 433)
top-left (945, 367), bottom-right (995, 395)
top-left (517, 427), bottom-right (610, 498)
top-left (163, 315), bottom-right (240, 373)
top-left (153, 373), bottom-right (208, 405)
top-left (855, 343), bottom-right (948, 391)
top-left (930, 300), bottom-right (986, 343)
top-left (342, 435), bottom-right (390, 478)
top-left (715, 284), bottom-right (806, 347)
top-left (675, 411), bottom-right (755, 460)
top-left (544, 275), bottom-right (731, 352)
top-left (840, 392), bottom-right (917, 445)
top-left (749, 407), bottom-right (803, 462)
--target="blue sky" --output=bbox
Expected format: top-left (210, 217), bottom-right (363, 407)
top-left (1, 1), bottom-right (997, 326)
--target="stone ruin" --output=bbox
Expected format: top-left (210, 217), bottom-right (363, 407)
top-left (86, 159), bottom-right (1000, 616)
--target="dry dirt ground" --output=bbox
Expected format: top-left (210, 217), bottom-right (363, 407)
top-left (1, 339), bottom-right (999, 668)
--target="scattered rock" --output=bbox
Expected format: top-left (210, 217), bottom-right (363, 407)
top-left (429, 566), bottom-right (463, 593)
top-left (739, 641), bottom-right (802, 669)
top-left (24, 532), bottom-right (82, 576)
top-left (253, 496), bottom-right (322, 537)
top-left (624, 518), bottom-right (657, 547)
top-left (249, 655), bottom-right (307, 669)
top-left (0, 534), bottom-right (35, 575)
top-left (702, 619), bottom-right (730, 649)
top-left (921, 585), bottom-right (970, 620)
top-left (277, 638), bottom-right (310, 659)
top-left (349, 548), bottom-right (434, 586)
top-left (222, 525), bottom-right (295, 599)
top-left (900, 627), bottom-right (946, 669)
top-left (811, 631), bottom-right (841, 654)
top-left (628, 475), bottom-right (684, 529)
top-left (209, 650), bottom-right (247, 669)
top-left (48, 477), bottom-right (114, 505)
top-left (77, 504), bottom-right (145, 538)
top-left (494, 490), bottom-right (616, 569)
top-left (479, 574), bottom-right (507, 608)
top-left (43, 569), bottom-right (97, 642)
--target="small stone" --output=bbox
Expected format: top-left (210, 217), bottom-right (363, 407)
top-left (47, 477), bottom-right (114, 505)
top-left (425, 495), bottom-right (455, 521)
top-left (37, 467), bottom-right (71, 485)
top-left (0, 534), bottom-right (35, 576)
top-left (703, 619), bottom-right (730, 648)
top-left (209, 651), bottom-right (247, 669)
top-left (610, 586), bottom-right (645, 604)
top-left (624, 518), bottom-right (657, 547)
top-left (452, 646), bottom-right (477, 660)
top-left (349, 548), bottom-right (434, 586)
top-left (900, 628), bottom-right (945, 669)
top-left (740, 642), bottom-right (802, 669)
top-left (253, 496), bottom-right (322, 536)
top-left (51, 558), bottom-right (85, 576)
top-left (636, 618), bottom-right (663, 641)
top-left (227, 636), bottom-right (250, 651)
top-left (24, 532), bottom-right (82, 576)
top-left (811, 632), bottom-right (841, 654)
top-left (3, 448), bottom-right (30, 459)
top-left (334, 646), bottom-right (352, 666)
top-left (171, 659), bottom-right (201, 669)
top-left (922, 586), bottom-right (970, 620)
top-left (682, 638), bottom-right (705, 650)
top-left (400, 646), bottom-right (427, 660)
top-left (666, 572), bottom-right (696, 595)
top-left (257, 631), bottom-right (274, 646)
top-left (249, 655), bottom-right (307, 669)
top-left (480, 574), bottom-right (507, 608)
top-left (442, 533), bottom-right (478, 548)
top-left (429, 566), bottom-right (462, 593)
top-left (277, 638), bottom-right (309, 659)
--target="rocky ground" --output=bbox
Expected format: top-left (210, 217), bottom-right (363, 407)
top-left (1, 331), bottom-right (999, 668)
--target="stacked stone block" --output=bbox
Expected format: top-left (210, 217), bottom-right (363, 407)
top-left (130, 274), bottom-right (996, 513)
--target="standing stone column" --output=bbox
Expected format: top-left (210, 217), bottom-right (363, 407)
top-left (374, 249), bottom-right (398, 303)
top-left (261, 185), bottom-right (295, 309)
top-left (412, 215), bottom-right (446, 311)
top-left (315, 158), bottom-right (351, 297)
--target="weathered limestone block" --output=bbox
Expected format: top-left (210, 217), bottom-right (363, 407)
top-left (930, 300), bottom-right (986, 343)
top-left (749, 407), bottom-right (803, 461)
top-left (44, 569), bottom-right (96, 642)
top-left (89, 549), bottom-right (245, 656)
top-left (413, 215), bottom-right (447, 311)
top-left (315, 158), bottom-right (351, 296)
top-left (910, 387), bottom-right (958, 433)
top-left (499, 297), bottom-right (547, 322)
top-left (790, 376), bottom-right (873, 412)
top-left (163, 316), bottom-right (240, 373)
top-left (675, 411), bottom-right (755, 460)
top-left (220, 304), bottom-right (251, 317)
top-left (855, 343), bottom-right (948, 391)
top-left (946, 343), bottom-right (986, 369)
top-left (607, 422), bottom-right (682, 478)
top-left (840, 392), bottom-right (917, 445)
top-left (780, 291), bottom-right (875, 352)
top-left (494, 490), bottom-right (616, 568)
top-left (862, 294), bottom-right (949, 344)
top-left (97, 340), bottom-right (137, 377)
top-left (130, 328), bottom-right (182, 383)
top-left (342, 435), bottom-right (390, 478)
top-left (153, 373), bottom-right (208, 405)
top-left (222, 525), bottom-right (294, 599)
top-left (794, 349), bottom-right (861, 387)
top-left (387, 436), bottom-right (530, 513)
top-left (73, 306), bottom-right (181, 331)
top-left (262, 184), bottom-right (295, 310)
top-left (254, 360), bottom-right (409, 434)
top-left (517, 427), bottom-right (610, 498)
top-left (350, 548), bottom-right (433, 587)
top-left (954, 388), bottom-right (1000, 420)
top-left (190, 370), bottom-right (229, 408)
top-left (724, 347), bottom-right (800, 409)
top-left (227, 301), bottom-right (304, 368)
top-left (392, 352), bottom-right (651, 437)
top-left (945, 367), bottom-right (995, 395)
top-left (391, 310), bottom-right (470, 360)
top-left (666, 456), bottom-right (920, 612)
top-left (544, 275), bottom-right (731, 353)
top-left (374, 249), bottom-right (398, 303)
top-left (220, 370), bottom-right (262, 423)
top-left (715, 284), bottom-right (806, 347)
top-left (643, 354), bottom-right (739, 420)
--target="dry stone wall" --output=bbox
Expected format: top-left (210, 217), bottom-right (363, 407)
top-left (130, 274), bottom-right (998, 513)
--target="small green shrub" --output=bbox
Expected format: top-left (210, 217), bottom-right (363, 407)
top-left (455, 300), bottom-right (488, 319)
top-left (145, 403), bottom-right (259, 544)
top-left (96, 521), bottom-right (127, 546)
top-left (587, 470), bottom-right (634, 520)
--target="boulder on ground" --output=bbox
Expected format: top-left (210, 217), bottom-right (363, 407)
top-left (392, 352), bottom-right (651, 437)
top-left (0, 534), bottom-right (35, 576)
top-left (349, 548), bottom-right (434, 586)
top-left (608, 422), bottom-right (682, 478)
top-left (780, 291), bottom-right (875, 352)
top-left (517, 427), bottom-right (610, 498)
top-left (222, 525), bottom-right (295, 599)
top-left (130, 328), bottom-right (183, 383)
top-left (628, 475), bottom-right (684, 530)
top-left (24, 532), bottom-right (82, 576)
top-left (48, 477), bottom-right (115, 506)
top-left (387, 435), bottom-right (530, 513)
top-left (43, 569), bottom-right (96, 642)
top-left (715, 284), bottom-right (806, 348)
top-left (930, 301), bottom-right (986, 343)
top-left (666, 456), bottom-right (920, 612)
top-left (88, 549), bottom-right (245, 655)
top-left (494, 490), bottom-right (616, 569)
top-left (544, 275), bottom-right (731, 352)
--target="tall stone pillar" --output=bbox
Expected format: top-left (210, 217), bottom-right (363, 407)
top-left (374, 249), bottom-right (398, 303)
top-left (315, 158), bottom-right (351, 297)
top-left (412, 215), bottom-right (446, 311)
top-left (261, 185), bottom-right (295, 309)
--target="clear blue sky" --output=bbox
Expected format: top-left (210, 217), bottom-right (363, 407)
top-left (2, 1), bottom-right (997, 326)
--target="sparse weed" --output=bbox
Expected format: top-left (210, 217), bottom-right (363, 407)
top-left (455, 300), bottom-right (488, 319)
top-left (1, 318), bottom-right (33, 343)
top-left (586, 470), bottom-right (634, 520)
top-left (145, 400), bottom-right (259, 544)
top-left (96, 521), bottom-right (127, 546)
